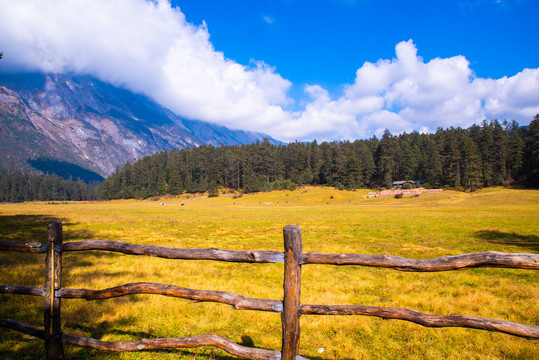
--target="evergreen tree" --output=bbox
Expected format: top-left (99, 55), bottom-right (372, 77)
top-left (357, 141), bottom-right (375, 187)
top-left (523, 115), bottom-right (539, 187)
top-left (420, 136), bottom-right (443, 186)
top-left (399, 134), bottom-right (420, 180)
top-left (459, 131), bottom-right (481, 190)
top-left (506, 120), bottom-right (525, 183)
top-left (492, 120), bottom-right (508, 185)
top-left (375, 129), bottom-right (400, 186)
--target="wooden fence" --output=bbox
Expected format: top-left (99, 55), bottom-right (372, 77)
top-left (0, 222), bottom-right (538, 359)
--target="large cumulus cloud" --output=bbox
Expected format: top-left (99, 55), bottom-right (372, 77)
top-left (0, 0), bottom-right (538, 142)
top-left (0, 0), bottom-right (292, 131)
top-left (299, 39), bottom-right (539, 140)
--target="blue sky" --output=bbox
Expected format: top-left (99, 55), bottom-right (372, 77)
top-left (1, 0), bottom-right (538, 141)
top-left (177, 0), bottom-right (538, 93)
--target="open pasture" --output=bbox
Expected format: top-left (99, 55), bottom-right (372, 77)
top-left (0, 187), bottom-right (538, 359)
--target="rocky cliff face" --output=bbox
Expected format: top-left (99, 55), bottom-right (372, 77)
top-left (0, 73), bottom-right (274, 178)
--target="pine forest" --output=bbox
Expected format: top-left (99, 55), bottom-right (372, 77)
top-left (98, 118), bottom-right (539, 200)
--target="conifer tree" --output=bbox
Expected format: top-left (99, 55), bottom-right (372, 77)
top-left (523, 115), bottom-right (539, 187)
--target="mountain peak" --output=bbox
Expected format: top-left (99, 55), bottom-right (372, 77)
top-left (0, 73), bottom-right (280, 179)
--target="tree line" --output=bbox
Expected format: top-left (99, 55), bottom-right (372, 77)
top-left (1, 117), bottom-right (537, 202)
top-left (98, 117), bottom-right (539, 199)
top-left (0, 169), bottom-right (98, 202)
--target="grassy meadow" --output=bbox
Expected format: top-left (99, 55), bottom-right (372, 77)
top-left (0, 187), bottom-right (538, 359)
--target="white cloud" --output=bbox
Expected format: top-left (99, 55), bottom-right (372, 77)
top-left (0, 0), bottom-right (291, 132)
top-left (0, 1), bottom-right (538, 142)
top-left (294, 39), bottom-right (539, 140)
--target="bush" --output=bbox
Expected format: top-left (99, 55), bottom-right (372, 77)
top-left (208, 183), bottom-right (219, 197)
top-left (232, 192), bottom-right (243, 199)
top-left (264, 179), bottom-right (297, 191)
top-left (243, 173), bottom-right (266, 193)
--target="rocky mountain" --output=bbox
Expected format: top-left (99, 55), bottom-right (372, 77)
top-left (0, 73), bottom-right (278, 180)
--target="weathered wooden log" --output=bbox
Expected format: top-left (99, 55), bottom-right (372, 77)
top-left (281, 226), bottom-right (302, 360)
top-left (61, 240), bottom-right (284, 263)
top-left (60, 333), bottom-right (282, 359)
top-left (0, 319), bottom-right (45, 339)
top-left (300, 304), bottom-right (539, 339)
top-left (302, 251), bottom-right (539, 271)
top-left (0, 240), bottom-right (47, 253)
top-left (57, 282), bottom-right (283, 312)
top-left (0, 285), bottom-right (45, 297)
top-left (44, 222), bottom-right (63, 359)
top-left (0, 319), bottom-right (283, 360)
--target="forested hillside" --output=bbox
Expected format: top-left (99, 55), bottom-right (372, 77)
top-left (99, 117), bottom-right (539, 199)
top-left (0, 169), bottom-right (98, 202)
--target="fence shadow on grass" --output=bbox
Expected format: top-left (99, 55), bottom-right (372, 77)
top-left (0, 214), bottom-right (62, 242)
top-left (0, 214), bottom-right (116, 283)
top-left (475, 230), bottom-right (539, 253)
top-left (0, 214), bottom-right (96, 243)
top-left (0, 215), bottom-right (126, 360)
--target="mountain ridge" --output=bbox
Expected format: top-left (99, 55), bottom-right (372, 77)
top-left (0, 73), bottom-right (280, 180)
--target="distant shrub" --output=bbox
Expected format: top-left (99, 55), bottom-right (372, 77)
top-left (208, 182), bottom-right (219, 197)
top-left (232, 192), bottom-right (244, 199)
top-left (394, 193), bottom-right (403, 199)
top-left (265, 179), bottom-right (297, 191)
top-left (243, 173), bottom-right (266, 193)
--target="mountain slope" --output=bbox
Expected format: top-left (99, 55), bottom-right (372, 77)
top-left (0, 73), bottom-right (278, 178)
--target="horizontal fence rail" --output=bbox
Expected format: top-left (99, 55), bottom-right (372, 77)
top-left (0, 223), bottom-right (538, 360)
top-left (61, 240), bottom-right (285, 263)
top-left (2, 240), bottom-right (538, 270)
top-left (0, 319), bottom-right (283, 360)
top-left (0, 240), bottom-right (48, 253)
top-left (301, 251), bottom-right (539, 271)
top-left (299, 305), bottom-right (539, 339)
top-left (57, 283), bottom-right (283, 312)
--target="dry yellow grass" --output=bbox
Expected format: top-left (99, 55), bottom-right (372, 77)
top-left (0, 186), bottom-right (538, 359)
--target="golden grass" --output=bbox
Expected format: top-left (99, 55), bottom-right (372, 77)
top-left (0, 186), bottom-right (538, 359)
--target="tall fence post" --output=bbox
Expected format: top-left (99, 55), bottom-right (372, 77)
top-left (45, 222), bottom-right (64, 359)
top-left (282, 225), bottom-right (302, 360)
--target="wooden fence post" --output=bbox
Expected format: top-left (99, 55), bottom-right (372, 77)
top-left (45, 222), bottom-right (64, 359)
top-left (282, 225), bottom-right (302, 360)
